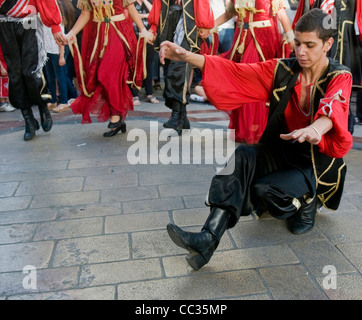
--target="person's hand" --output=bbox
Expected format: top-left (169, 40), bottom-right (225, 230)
top-left (159, 41), bottom-right (188, 65)
top-left (53, 31), bottom-right (67, 46)
top-left (280, 126), bottom-right (322, 145)
top-left (198, 28), bottom-right (211, 40)
top-left (65, 31), bottom-right (76, 45)
top-left (139, 28), bottom-right (155, 45)
top-left (0, 64), bottom-right (7, 77)
top-left (288, 41), bottom-right (295, 52)
top-left (59, 56), bottom-right (66, 66)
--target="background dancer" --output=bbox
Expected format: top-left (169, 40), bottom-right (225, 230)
top-left (0, 0), bottom-right (66, 140)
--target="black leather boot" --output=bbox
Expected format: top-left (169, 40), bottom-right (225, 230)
top-left (21, 109), bottom-right (39, 141)
top-left (38, 104), bottom-right (53, 132)
top-left (167, 207), bottom-right (230, 270)
top-left (163, 101), bottom-right (183, 133)
top-left (181, 104), bottom-right (190, 130)
top-left (289, 196), bottom-right (317, 235)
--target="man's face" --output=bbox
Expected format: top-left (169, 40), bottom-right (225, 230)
top-left (294, 31), bottom-right (333, 69)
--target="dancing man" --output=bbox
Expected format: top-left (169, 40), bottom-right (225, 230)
top-left (160, 9), bottom-right (353, 270)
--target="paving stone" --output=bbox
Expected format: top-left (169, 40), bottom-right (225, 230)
top-left (0, 160), bottom-right (68, 174)
top-left (33, 217), bottom-right (103, 241)
top-left (58, 203), bottom-right (121, 220)
top-left (0, 224), bottom-right (37, 244)
top-left (101, 185), bottom-right (159, 203)
top-left (15, 177), bottom-right (84, 196)
top-left (316, 208), bottom-right (362, 244)
top-left (290, 240), bottom-right (356, 277)
top-left (8, 286), bottom-right (116, 300)
top-left (0, 208), bottom-right (57, 225)
top-left (0, 196), bottom-right (32, 212)
top-left (171, 207), bottom-right (211, 227)
top-left (52, 234), bottom-right (130, 267)
top-left (117, 270), bottom-right (266, 300)
top-left (0, 241), bottom-right (54, 273)
top-left (162, 245), bottom-right (299, 277)
top-left (123, 196), bottom-right (185, 214)
top-left (336, 242), bottom-right (362, 273)
top-left (30, 191), bottom-right (100, 209)
top-left (79, 259), bottom-right (162, 287)
top-left (259, 265), bottom-right (327, 300)
top-left (105, 211), bottom-right (170, 233)
top-left (139, 167), bottom-right (214, 185)
top-left (84, 172), bottom-right (138, 190)
top-left (316, 273), bottom-right (362, 300)
top-left (0, 182), bottom-right (18, 197)
top-left (158, 181), bottom-right (209, 198)
top-left (68, 156), bottom-right (130, 169)
top-left (0, 267), bottom-right (80, 297)
top-left (229, 219), bottom-right (326, 249)
top-left (131, 229), bottom-right (184, 259)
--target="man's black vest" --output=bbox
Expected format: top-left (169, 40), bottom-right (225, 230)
top-left (313, 0), bottom-right (361, 87)
top-left (157, 0), bottom-right (200, 53)
top-left (260, 57), bottom-right (351, 210)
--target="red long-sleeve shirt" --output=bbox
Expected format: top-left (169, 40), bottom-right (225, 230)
top-left (148, 0), bottom-right (214, 35)
top-left (202, 55), bottom-right (353, 159)
top-left (0, 0), bottom-right (62, 34)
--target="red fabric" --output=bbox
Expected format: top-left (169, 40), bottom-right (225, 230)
top-left (292, 0), bottom-right (315, 30)
top-left (200, 32), bottom-right (219, 55)
top-left (202, 55), bottom-right (353, 158)
top-left (9, 0), bottom-right (63, 33)
top-left (148, 0), bottom-right (214, 34)
top-left (0, 45), bottom-right (6, 69)
top-left (70, 1), bottom-right (143, 124)
top-left (0, 77), bottom-right (8, 98)
top-left (193, 0), bottom-right (214, 29)
top-left (218, 0), bottom-right (286, 144)
top-left (357, 0), bottom-right (362, 42)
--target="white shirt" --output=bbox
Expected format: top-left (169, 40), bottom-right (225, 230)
top-left (209, 0), bottom-right (234, 30)
top-left (43, 23), bottom-right (65, 54)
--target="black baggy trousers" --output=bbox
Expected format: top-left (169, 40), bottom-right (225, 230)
top-left (0, 20), bottom-right (46, 110)
top-left (207, 139), bottom-right (316, 229)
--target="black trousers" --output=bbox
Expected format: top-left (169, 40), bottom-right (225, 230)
top-left (156, 8), bottom-right (191, 109)
top-left (207, 140), bottom-right (316, 229)
top-left (0, 20), bottom-right (46, 110)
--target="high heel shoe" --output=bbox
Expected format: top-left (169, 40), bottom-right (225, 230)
top-left (103, 120), bottom-right (126, 137)
top-left (107, 118), bottom-right (123, 129)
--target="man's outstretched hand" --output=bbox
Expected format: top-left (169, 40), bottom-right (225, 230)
top-left (159, 41), bottom-right (188, 65)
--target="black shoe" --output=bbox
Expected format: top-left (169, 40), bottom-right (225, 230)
top-left (289, 196), bottom-right (317, 235)
top-left (21, 109), bottom-right (38, 141)
top-left (166, 207), bottom-right (230, 270)
top-left (38, 104), bottom-right (53, 132)
top-left (103, 121), bottom-right (126, 137)
top-left (163, 101), bottom-right (183, 131)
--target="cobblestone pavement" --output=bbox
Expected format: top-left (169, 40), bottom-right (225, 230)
top-left (0, 91), bottom-right (361, 300)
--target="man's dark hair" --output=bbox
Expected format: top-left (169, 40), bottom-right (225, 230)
top-left (295, 8), bottom-right (334, 43)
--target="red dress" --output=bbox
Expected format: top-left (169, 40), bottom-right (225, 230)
top-left (220, 0), bottom-right (287, 144)
top-left (70, 0), bottom-right (144, 124)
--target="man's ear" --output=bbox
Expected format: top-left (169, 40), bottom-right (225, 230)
top-left (324, 37), bottom-right (334, 52)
